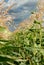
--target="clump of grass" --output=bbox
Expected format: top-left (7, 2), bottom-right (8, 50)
top-left (0, 20), bottom-right (44, 65)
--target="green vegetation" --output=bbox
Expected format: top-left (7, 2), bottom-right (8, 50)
top-left (0, 20), bottom-right (44, 65)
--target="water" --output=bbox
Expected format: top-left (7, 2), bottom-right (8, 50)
top-left (5, 0), bottom-right (38, 31)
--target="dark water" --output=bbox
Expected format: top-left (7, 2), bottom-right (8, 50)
top-left (6, 1), bottom-right (37, 31)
